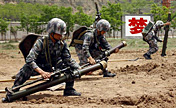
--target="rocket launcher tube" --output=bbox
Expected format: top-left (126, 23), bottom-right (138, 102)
top-left (11, 67), bottom-right (70, 91)
top-left (2, 61), bottom-right (107, 102)
top-left (97, 41), bottom-right (127, 61)
top-left (107, 41), bottom-right (127, 55)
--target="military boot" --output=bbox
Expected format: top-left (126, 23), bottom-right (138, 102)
top-left (103, 69), bottom-right (116, 77)
top-left (143, 53), bottom-right (152, 59)
top-left (64, 81), bottom-right (81, 96)
top-left (64, 88), bottom-right (81, 96)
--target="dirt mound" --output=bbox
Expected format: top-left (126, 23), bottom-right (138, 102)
top-left (111, 62), bottom-right (160, 74)
top-left (19, 91), bottom-right (176, 108)
top-left (110, 62), bottom-right (176, 81)
top-left (136, 92), bottom-right (176, 108)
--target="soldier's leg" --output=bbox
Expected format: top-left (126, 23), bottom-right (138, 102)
top-left (64, 80), bottom-right (81, 96)
top-left (148, 40), bottom-right (158, 54)
top-left (56, 60), bottom-right (81, 96)
top-left (75, 47), bottom-right (93, 75)
top-left (144, 40), bottom-right (158, 59)
top-left (91, 50), bottom-right (116, 77)
top-left (12, 64), bottom-right (38, 91)
top-left (75, 47), bottom-right (88, 66)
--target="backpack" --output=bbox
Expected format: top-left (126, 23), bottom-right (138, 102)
top-left (142, 21), bottom-right (154, 37)
top-left (19, 33), bottom-right (42, 60)
top-left (69, 26), bottom-right (92, 47)
top-left (19, 34), bottom-right (52, 65)
top-left (142, 21), bottom-right (154, 42)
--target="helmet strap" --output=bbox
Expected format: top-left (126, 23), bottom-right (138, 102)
top-left (96, 29), bottom-right (101, 35)
top-left (50, 33), bottom-right (58, 43)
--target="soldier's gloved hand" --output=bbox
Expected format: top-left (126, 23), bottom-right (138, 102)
top-left (88, 56), bottom-right (96, 64)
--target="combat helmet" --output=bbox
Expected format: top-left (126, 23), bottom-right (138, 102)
top-left (96, 19), bottom-right (111, 32)
top-left (153, 20), bottom-right (164, 30)
top-left (47, 18), bottom-right (66, 35)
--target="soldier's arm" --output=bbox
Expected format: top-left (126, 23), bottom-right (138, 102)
top-left (82, 32), bottom-right (92, 58)
top-left (156, 22), bottom-right (170, 42)
top-left (25, 37), bottom-right (51, 79)
top-left (26, 38), bottom-right (43, 69)
top-left (82, 33), bottom-right (96, 64)
top-left (34, 67), bottom-right (51, 79)
top-left (61, 42), bottom-right (80, 69)
top-left (153, 31), bottom-right (162, 42)
top-left (164, 22), bottom-right (171, 26)
top-left (99, 35), bottom-right (112, 50)
top-left (155, 36), bottom-right (163, 42)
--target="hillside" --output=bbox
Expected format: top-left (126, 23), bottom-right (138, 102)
top-left (0, 0), bottom-right (165, 15)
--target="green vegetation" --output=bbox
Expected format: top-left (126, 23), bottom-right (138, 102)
top-left (0, 38), bottom-right (175, 53)
top-left (121, 0), bottom-right (154, 14)
top-left (1, 43), bottom-right (17, 50)
top-left (0, 1), bottom-right (175, 41)
top-left (101, 2), bottom-right (123, 37)
top-left (0, 18), bottom-right (9, 40)
top-left (107, 38), bottom-right (176, 50)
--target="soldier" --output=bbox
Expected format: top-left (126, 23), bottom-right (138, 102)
top-left (142, 20), bottom-right (170, 59)
top-left (74, 19), bottom-right (119, 77)
top-left (12, 18), bottom-right (81, 96)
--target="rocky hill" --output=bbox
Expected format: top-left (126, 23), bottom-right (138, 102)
top-left (0, 0), bottom-right (164, 15)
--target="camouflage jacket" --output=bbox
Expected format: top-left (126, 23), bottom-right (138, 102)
top-left (76, 29), bottom-right (112, 58)
top-left (26, 36), bottom-right (79, 72)
top-left (144, 30), bottom-right (162, 42)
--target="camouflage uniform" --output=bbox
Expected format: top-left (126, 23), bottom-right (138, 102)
top-left (13, 36), bottom-right (80, 91)
top-left (143, 26), bottom-right (162, 59)
top-left (75, 29), bottom-right (112, 75)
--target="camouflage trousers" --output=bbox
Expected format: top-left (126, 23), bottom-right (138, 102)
top-left (146, 39), bottom-right (159, 55)
top-left (12, 64), bottom-right (74, 90)
top-left (75, 46), bottom-right (103, 65)
top-left (75, 46), bottom-right (108, 73)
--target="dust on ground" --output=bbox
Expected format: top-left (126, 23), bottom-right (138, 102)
top-left (0, 49), bottom-right (176, 108)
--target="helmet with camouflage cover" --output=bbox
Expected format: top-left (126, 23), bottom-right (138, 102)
top-left (96, 19), bottom-right (111, 32)
top-left (153, 20), bottom-right (164, 30)
top-left (47, 18), bottom-right (66, 35)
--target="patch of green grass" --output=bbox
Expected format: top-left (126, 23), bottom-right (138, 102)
top-left (1, 43), bottom-right (17, 50)
top-left (107, 38), bottom-right (176, 50)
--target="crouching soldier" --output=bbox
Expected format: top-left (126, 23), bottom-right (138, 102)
top-left (12, 18), bottom-right (81, 96)
top-left (70, 19), bottom-right (119, 77)
top-left (142, 20), bottom-right (170, 59)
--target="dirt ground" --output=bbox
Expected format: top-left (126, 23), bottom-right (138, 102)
top-left (0, 48), bottom-right (176, 108)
